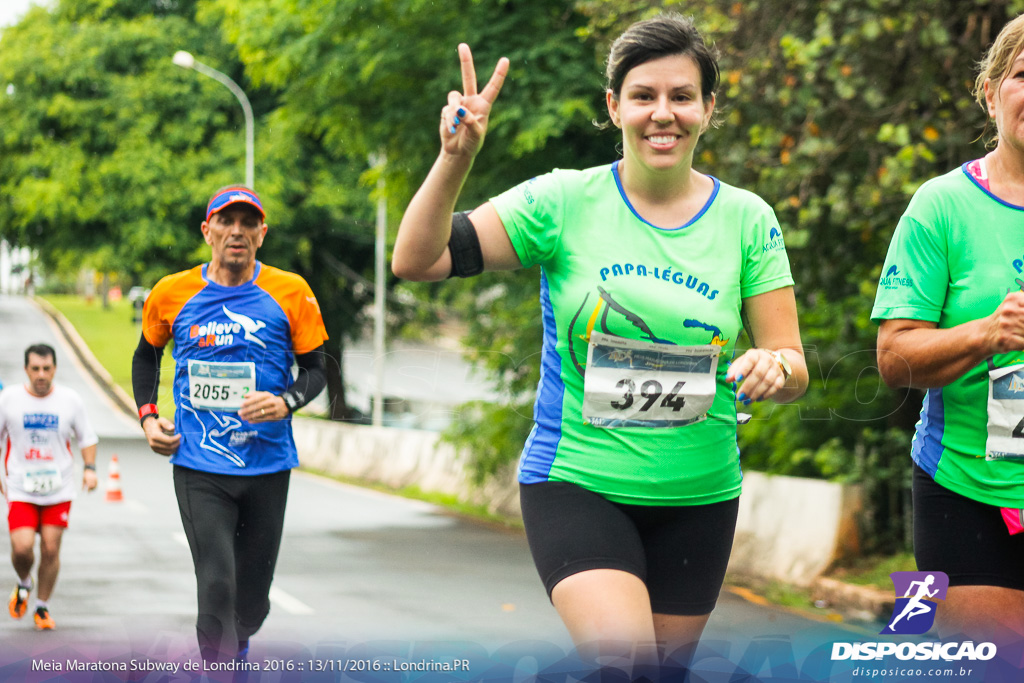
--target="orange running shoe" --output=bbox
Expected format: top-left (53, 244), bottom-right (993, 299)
top-left (34, 606), bottom-right (54, 630)
top-left (8, 582), bottom-right (30, 619)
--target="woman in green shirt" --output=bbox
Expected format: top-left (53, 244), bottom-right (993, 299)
top-left (394, 13), bottom-right (807, 665)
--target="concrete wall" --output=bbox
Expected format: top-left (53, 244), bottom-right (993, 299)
top-left (293, 417), bottom-right (861, 586)
top-left (292, 417), bottom-right (521, 518)
top-left (729, 471), bottom-right (862, 586)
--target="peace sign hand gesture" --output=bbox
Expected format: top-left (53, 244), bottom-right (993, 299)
top-left (440, 43), bottom-right (509, 158)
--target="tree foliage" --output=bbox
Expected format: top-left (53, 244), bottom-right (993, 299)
top-left (201, 0), bottom-right (613, 434)
top-left (0, 0), bottom-right (387, 417)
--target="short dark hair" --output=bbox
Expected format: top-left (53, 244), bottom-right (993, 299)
top-left (605, 13), bottom-right (720, 103)
top-left (24, 343), bottom-right (56, 367)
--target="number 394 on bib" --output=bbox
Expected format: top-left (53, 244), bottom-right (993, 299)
top-left (581, 333), bottom-right (719, 429)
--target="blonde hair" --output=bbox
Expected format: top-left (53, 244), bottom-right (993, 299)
top-left (975, 14), bottom-right (1024, 138)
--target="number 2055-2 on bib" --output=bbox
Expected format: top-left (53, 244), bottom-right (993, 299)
top-left (187, 360), bottom-right (256, 412)
top-left (582, 332), bottom-right (719, 429)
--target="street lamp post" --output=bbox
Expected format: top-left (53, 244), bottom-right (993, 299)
top-left (369, 151), bottom-right (387, 428)
top-left (172, 50), bottom-right (255, 189)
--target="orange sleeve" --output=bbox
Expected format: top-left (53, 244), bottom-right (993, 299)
top-left (256, 266), bottom-right (329, 354)
top-left (141, 266), bottom-right (207, 347)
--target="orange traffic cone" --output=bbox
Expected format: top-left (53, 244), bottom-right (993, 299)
top-left (105, 455), bottom-right (124, 502)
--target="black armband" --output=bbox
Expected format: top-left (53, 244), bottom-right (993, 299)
top-left (447, 211), bottom-right (484, 278)
top-left (281, 345), bottom-right (327, 413)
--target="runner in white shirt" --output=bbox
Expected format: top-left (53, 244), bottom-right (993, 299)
top-left (0, 344), bottom-right (98, 630)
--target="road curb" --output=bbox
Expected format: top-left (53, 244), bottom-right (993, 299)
top-left (32, 296), bottom-right (137, 419)
top-left (811, 576), bottom-right (894, 621)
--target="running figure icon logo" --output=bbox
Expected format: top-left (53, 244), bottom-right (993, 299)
top-left (880, 571), bottom-right (949, 635)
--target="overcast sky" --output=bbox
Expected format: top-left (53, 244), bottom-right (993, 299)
top-left (0, 0), bottom-right (43, 29)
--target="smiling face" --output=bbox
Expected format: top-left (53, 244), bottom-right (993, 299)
top-left (24, 352), bottom-right (56, 397)
top-left (987, 48), bottom-right (1024, 156)
top-left (201, 204), bottom-right (267, 273)
top-left (607, 53), bottom-right (715, 178)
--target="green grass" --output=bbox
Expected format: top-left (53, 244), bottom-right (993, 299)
top-left (827, 552), bottom-right (918, 587)
top-left (40, 294), bottom-right (176, 419)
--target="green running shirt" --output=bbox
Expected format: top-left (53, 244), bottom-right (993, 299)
top-left (491, 162), bottom-right (794, 505)
top-left (872, 163), bottom-right (1024, 507)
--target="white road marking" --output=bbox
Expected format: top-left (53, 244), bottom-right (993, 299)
top-left (123, 499), bottom-right (148, 514)
top-left (171, 533), bottom-right (314, 614)
top-left (269, 586), bottom-right (314, 615)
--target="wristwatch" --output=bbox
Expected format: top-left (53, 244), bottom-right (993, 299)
top-left (282, 391), bottom-right (300, 414)
top-left (769, 350), bottom-right (792, 381)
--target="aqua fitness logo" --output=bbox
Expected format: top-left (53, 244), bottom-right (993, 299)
top-left (762, 226), bottom-right (785, 253)
top-left (879, 264), bottom-right (914, 290)
top-left (881, 571), bottom-right (947, 635)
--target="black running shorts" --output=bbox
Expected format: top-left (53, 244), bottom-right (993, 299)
top-left (913, 463), bottom-right (1024, 591)
top-left (520, 480), bottom-right (739, 616)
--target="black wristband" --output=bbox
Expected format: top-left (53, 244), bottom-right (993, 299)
top-left (83, 464), bottom-right (96, 472)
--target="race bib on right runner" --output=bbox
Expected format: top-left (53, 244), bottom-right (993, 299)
top-left (985, 362), bottom-right (1024, 460)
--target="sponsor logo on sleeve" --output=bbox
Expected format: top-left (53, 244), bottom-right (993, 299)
top-left (763, 226), bottom-right (786, 253)
top-left (879, 264), bottom-right (915, 290)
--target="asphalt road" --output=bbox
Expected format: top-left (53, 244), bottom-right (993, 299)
top-left (0, 293), bottom-right (880, 682)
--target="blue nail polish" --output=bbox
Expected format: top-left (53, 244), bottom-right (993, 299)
top-left (450, 126), bottom-right (456, 134)
top-left (457, 108), bottom-right (466, 117)
top-left (743, 399), bottom-right (752, 405)
top-left (737, 374), bottom-right (744, 382)
top-left (453, 117), bottom-right (460, 125)
top-left (738, 392), bottom-right (747, 401)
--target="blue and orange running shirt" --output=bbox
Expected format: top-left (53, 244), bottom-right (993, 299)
top-left (143, 262), bottom-right (328, 475)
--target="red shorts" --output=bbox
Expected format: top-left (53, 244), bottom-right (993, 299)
top-left (7, 501), bottom-right (71, 531)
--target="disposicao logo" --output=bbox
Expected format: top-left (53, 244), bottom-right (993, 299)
top-left (831, 570), bottom-right (997, 664)
top-left (881, 571), bottom-right (947, 635)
